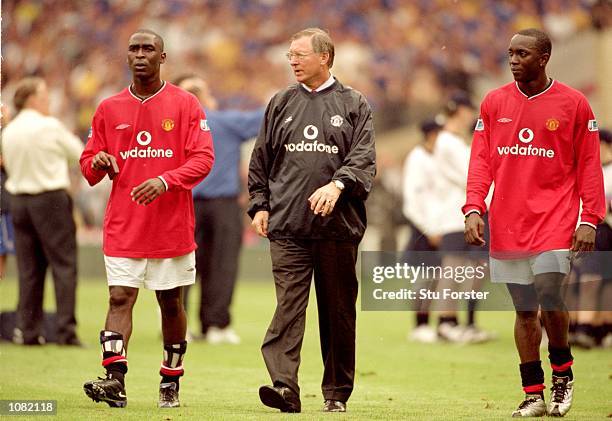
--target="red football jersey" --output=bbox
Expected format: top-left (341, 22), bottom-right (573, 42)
top-left (80, 82), bottom-right (214, 258)
top-left (462, 81), bottom-right (605, 257)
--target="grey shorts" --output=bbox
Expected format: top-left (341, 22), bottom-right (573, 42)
top-left (489, 250), bottom-right (571, 285)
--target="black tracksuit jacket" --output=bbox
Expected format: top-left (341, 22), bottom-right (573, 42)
top-left (248, 79), bottom-right (376, 241)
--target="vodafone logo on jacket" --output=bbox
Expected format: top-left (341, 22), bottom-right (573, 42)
top-left (283, 124), bottom-right (339, 154)
top-left (303, 125), bottom-right (318, 140)
top-left (119, 130), bottom-right (174, 160)
top-left (497, 127), bottom-right (555, 159)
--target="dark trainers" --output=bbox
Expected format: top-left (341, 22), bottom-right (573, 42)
top-left (158, 382), bottom-right (180, 408)
top-left (83, 376), bottom-right (127, 408)
top-left (258, 385), bottom-right (301, 413)
top-left (548, 376), bottom-right (573, 417)
top-left (323, 400), bottom-right (346, 412)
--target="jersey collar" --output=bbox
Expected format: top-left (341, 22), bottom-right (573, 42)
top-left (515, 79), bottom-right (555, 100)
top-left (129, 80), bottom-right (167, 103)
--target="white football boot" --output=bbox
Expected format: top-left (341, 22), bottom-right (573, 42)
top-left (511, 394), bottom-right (546, 417)
top-left (547, 376), bottom-right (574, 417)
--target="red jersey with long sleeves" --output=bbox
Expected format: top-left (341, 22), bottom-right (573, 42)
top-left (80, 82), bottom-right (214, 258)
top-left (462, 81), bottom-right (605, 257)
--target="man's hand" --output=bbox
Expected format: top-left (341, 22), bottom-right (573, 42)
top-left (251, 210), bottom-right (269, 238)
top-left (131, 177), bottom-right (166, 205)
top-left (464, 213), bottom-right (486, 246)
top-left (308, 182), bottom-right (341, 217)
top-left (91, 151), bottom-right (120, 179)
top-left (571, 224), bottom-right (596, 253)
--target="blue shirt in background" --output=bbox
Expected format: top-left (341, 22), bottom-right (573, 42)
top-left (193, 108), bottom-right (264, 199)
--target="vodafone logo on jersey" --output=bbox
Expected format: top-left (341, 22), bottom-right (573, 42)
top-left (497, 127), bottom-right (555, 159)
top-left (119, 130), bottom-right (174, 160)
top-left (283, 124), bottom-right (339, 154)
top-left (136, 131), bottom-right (152, 146)
top-left (518, 128), bottom-right (534, 143)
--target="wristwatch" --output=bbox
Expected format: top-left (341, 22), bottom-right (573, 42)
top-left (333, 179), bottom-right (345, 191)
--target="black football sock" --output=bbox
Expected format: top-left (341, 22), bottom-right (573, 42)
top-left (519, 360), bottom-right (545, 398)
top-left (548, 345), bottom-right (573, 380)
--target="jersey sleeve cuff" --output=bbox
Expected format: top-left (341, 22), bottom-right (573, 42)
top-left (158, 176), bottom-right (168, 191)
top-left (579, 213), bottom-right (601, 228)
top-left (463, 209), bottom-right (481, 218)
top-left (579, 221), bottom-right (597, 230)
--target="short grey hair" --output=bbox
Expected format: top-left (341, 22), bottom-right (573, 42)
top-left (290, 27), bottom-right (335, 68)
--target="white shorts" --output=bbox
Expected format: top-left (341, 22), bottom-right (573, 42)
top-left (104, 251), bottom-right (196, 290)
top-left (490, 250), bottom-right (571, 285)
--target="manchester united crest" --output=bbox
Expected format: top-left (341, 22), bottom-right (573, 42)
top-left (330, 115), bottom-right (343, 127)
top-left (545, 118), bottom-right (559, 131)
top-left (162, 118), bottom-right (175, 131)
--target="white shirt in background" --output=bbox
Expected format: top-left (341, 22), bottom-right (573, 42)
top-left (2, 109), bottom-right (83, 195)
top-left (433, 129), bottom-right (471, 235)
top-left (402, 144), bottom-right (442, 236)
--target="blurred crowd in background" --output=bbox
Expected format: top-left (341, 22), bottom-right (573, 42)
top-left (2, 0), bottom-right (608, 138)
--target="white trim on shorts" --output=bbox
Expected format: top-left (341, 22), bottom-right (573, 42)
top-left (104, 251), bottom-right (196, 290)
top-left (489, 249), bottom-right (571, 285)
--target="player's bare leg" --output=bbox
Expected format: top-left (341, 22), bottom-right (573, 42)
top-left (84, 286), bottom-right (138, 408)
top-left (513, 310), bottom-right (542, 363)
top-left (156, 286), bottom-right (187, 408)
top-left (534, 273), bottom-right (574, 417)
top-left (105, 286), bottom-right (140, 343)
top-left (534, 273), bottom-right (568, 346)
top-left (157, 287), bottom-right (187, 342)
top-left (507, 284), bottom-right (546, 417)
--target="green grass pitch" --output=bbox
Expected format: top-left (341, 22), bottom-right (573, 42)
top-left (1, 277), bottom-right (610, 420)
